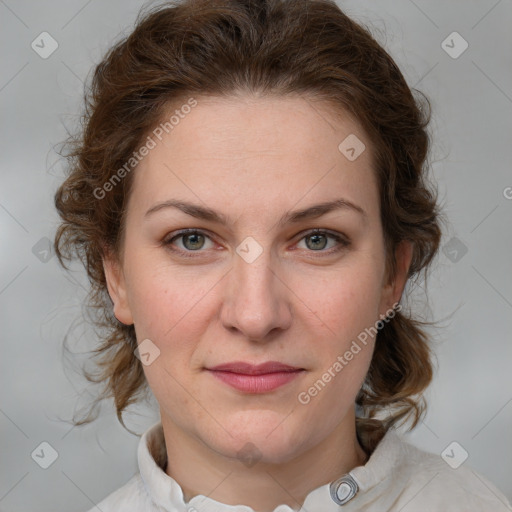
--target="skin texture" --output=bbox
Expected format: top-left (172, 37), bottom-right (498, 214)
top-left (103, 94), bottom-right (413, 512)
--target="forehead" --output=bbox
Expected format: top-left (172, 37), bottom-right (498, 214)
top-left (127, 94), bottom-right (379, 223)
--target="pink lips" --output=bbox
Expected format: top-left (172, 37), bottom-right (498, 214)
top-left (206, 361), bottom-right (305, 393)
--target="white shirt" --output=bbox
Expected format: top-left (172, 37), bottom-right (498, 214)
top-left (87, 421), bottom-right (511, 511)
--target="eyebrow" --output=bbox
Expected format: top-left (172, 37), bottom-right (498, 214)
top-left (144, 198), bottom-right (367, 226)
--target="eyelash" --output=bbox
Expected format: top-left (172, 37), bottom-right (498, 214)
top-left (162, 228), bottom-right (350, 259)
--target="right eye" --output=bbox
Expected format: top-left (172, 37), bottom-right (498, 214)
top-left (162, 229), bottom-right (216, 257)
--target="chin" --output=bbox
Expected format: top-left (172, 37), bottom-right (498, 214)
top-left (207, 409), bottom-right (309, 465)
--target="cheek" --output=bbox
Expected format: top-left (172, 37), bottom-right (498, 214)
top-left (293, 271), bottom-right (380, 420)
top-left (125, 259), bottom-right (224, 375)
top-left (126, 257), bottom-right (205, 333)
top-left (294, 263), bottom-right (383, 340)
top-left (126, 266), bottom-right (206, 401)
top-left (288, 257), bottom-right (384, 397)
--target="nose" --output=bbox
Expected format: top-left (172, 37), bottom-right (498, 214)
top-left (220, 247), bottom-right (293, 343)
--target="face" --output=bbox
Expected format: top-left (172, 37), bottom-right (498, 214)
top-left (103, 94), bottom-right (411, 464)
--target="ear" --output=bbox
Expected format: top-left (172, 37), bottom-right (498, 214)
top-left (102, 251), bottom-right (134, 326)
top-left (378, 240), bottom-right (414, 316)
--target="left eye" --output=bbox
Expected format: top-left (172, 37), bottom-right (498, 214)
top-left (298, 231), bottom-right (343, 251)
top-left (163, 229), bottom-right (349, 256)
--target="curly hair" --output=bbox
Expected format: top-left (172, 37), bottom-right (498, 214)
top-left (54, 0), bottom-right (442, 449)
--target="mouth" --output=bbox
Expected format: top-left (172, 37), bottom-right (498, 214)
top-left (205, 361), bottom-right (306, 393)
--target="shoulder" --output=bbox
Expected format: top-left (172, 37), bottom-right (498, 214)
top-left (85, 474), bottom-right (151, 512)
top-left (386, 433), bottom-right (511, 511)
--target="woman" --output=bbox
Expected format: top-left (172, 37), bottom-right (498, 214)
top-left (53, 0), bottom-right (512, 510)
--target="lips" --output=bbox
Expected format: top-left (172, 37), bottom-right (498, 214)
top-left (205, 361), bottom-right (305, 393)
top-left (207, 361), bottom-right (303, 375)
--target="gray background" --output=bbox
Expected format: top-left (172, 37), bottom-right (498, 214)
top-left (1, 0), bottom-right (511, 510)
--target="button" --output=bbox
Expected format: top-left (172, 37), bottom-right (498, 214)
top-left (329, 474), bottom-right (359, 506)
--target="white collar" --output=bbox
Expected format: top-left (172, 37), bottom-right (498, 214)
top-left (138, 421), bottom-right (405, 511)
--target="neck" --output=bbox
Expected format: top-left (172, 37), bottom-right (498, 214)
top-left (162, 410), bottom-right (367, 512)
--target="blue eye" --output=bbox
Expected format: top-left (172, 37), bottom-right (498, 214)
top-left (163, 228), bottom-right (350, 258)
top-left (164, 229), bottom-right (215, 253)
top-left (298, 229), bottom-right (349, 252)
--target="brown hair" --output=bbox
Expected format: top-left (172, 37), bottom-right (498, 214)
top-left (54, 0), bottom-right (442, 448)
